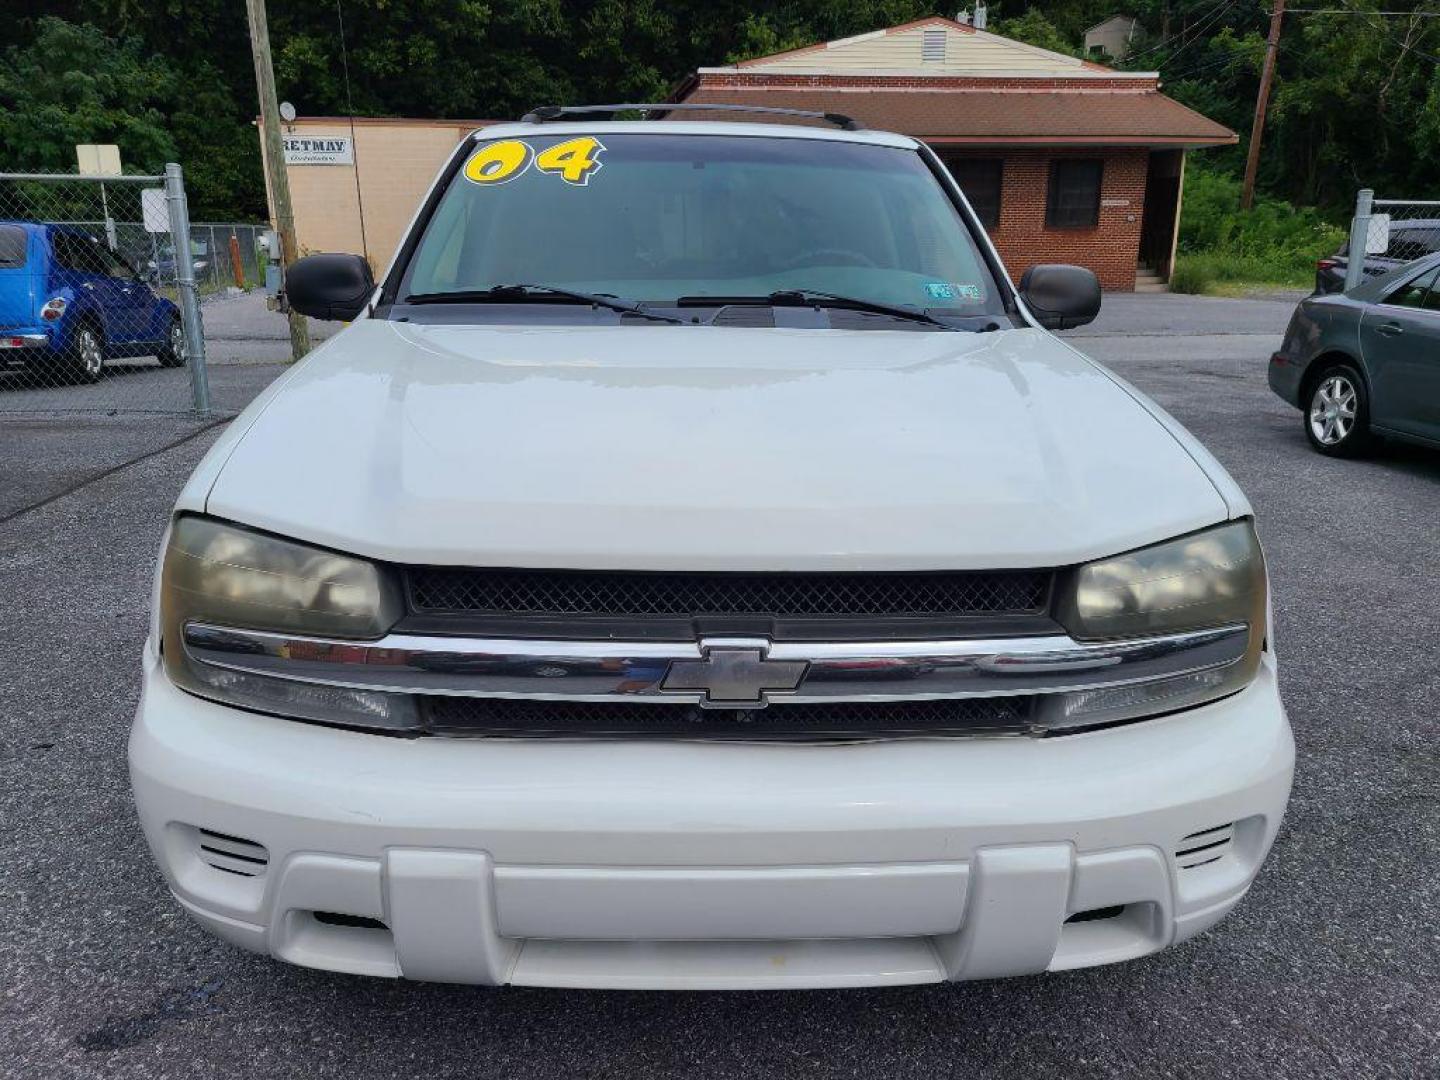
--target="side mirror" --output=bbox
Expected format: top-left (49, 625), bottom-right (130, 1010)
top-left (285, 253), bottom-right (374, 321)
top-left (1019, 264), bottom-right (1101, 330)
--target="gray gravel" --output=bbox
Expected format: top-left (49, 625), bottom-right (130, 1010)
top-left (0, 293), bottom-right (322, 521)
top-left (2, 292), bottom-right (1437, 1079)
top-left (0, 291), bottom-right (331, 421)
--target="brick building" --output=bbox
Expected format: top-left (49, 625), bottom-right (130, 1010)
top-left (672, 16), bottom-right (1236, 290)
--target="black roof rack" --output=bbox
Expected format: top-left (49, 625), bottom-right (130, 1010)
top-left (518, 103), bottom-right (864, 132)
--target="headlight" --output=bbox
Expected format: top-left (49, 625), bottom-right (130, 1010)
top-left (160, 515), bottom-right (415, 730)
top-left (1044, 520), bottom-right (1267, 731)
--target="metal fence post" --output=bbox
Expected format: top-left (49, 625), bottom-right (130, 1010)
top-left (164, 163), bottom-right (212, 415)
top-left (1345, 188), bottom-right (1373, 294)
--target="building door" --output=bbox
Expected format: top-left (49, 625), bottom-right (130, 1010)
top-left (1138, 150), bottom-right (1183, 279)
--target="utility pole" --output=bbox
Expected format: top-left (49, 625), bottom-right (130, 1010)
top-left (245, 0), bottom-right (310, 361)
top-left (1241, 0), bottom-right (1285, 210)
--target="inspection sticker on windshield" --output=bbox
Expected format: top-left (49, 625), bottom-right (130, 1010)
top-left (924, 282), bottom-right (982, 301)
top-left (464, 137), bottom-right (606, 187)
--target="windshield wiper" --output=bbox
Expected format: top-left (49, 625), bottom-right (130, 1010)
top-left (403, 284), bottom-right (686, 325)
top-left (676, 289), bottom-right (961, 330)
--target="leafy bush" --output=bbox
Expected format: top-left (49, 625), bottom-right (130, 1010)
top-left (1170, 251), bottom-right (1315, 290)
top-left (1168, 258), bottom-right (1215, 294)
top-left (1175, 166), bottom-right (1346, 288)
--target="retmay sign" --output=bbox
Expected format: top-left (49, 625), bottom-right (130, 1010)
top-left (282, 135), bottom-right (353, 165)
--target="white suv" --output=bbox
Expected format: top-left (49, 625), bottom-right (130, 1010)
top-left (130, 110), bottom-right (1293, 990)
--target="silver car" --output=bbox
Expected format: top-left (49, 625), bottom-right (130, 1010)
top-left (1270, 251), bottom-right (1440, 455)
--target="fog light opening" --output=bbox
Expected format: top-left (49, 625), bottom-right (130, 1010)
top-left (312, 911), bottom-right (388, 931)
top-left (1065, 905), bottom-right (1127, 924)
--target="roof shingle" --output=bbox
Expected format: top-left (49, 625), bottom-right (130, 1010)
top-left (676, 86), bottom-right (1236, 146)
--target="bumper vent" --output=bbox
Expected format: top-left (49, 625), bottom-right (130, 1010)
top-left (197, 828), bottom-right (270, 878)
top-left (406, 567), bottom-right (1051, 620)
top-left (1175, 823), bottom-right (1234, 869)
top-left (422, 695), bottom-right (1034, 739)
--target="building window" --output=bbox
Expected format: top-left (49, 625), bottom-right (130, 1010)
top-left (947, 158), bottom-right (1003, 229)
top-left (1046, 159), bottom-right (1104, 229)
top-left (921, 29), bottom-right (946, 62)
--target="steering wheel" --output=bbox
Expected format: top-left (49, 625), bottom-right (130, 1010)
top-left (778, 248), bottom-right (879, 270)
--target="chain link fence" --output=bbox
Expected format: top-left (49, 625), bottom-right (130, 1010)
top-left (1342, 192), bottom-right (1440, 292)
top-left (0, 168), bottom-right (261, 415)
top-left (190, 223), bottom-right (268, 295)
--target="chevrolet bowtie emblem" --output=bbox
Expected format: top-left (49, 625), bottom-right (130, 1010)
top-left (661, 643), bottom-right (807, 707)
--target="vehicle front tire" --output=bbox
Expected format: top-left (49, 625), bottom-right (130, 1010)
top-left (1304, 363), bottom-right (1373, 457)
top-left (157, 317), bottom-right (186, 368)
top-left (65, 324), bottom-right (106, 384)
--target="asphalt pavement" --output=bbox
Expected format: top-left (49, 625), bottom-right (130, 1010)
top-left (0, 292), bottom-right (334, 520)
top-left (1, 290), bottom-right (1436, 1079)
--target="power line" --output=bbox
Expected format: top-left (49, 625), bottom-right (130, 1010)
top-left (1122, 0), bottom-right (1244, 62)
top-left (335, 0), bottom-right (370, 264)
top-left (1336, 0), bottom-right (1440, 64)
top-left (1282, 7), bottom-right (1440, 13)
top-left (1161, 50), bottom-right (1250, 78)
top-left (1151, 0), bottom-right (1248, 76)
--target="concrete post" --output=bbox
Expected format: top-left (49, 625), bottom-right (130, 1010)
top-left (1345, 189), bottom-right (1373, 294)
top-left (164, 163), bottom-right (212, 415)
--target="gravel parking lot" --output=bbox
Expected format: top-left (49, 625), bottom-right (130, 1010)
top-left (2, 291), bottom-right (1436, 1079)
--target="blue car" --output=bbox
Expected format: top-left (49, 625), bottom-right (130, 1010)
top-left (0, 221), bottom-right (184, 384)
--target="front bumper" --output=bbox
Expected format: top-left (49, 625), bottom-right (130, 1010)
top-left (130, 645), bottom-right (1294, 990)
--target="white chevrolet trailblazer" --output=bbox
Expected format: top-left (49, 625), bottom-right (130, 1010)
top-left (131, 108), bottom-right (1293, 990)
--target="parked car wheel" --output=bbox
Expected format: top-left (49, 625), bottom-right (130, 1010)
top-left (157, 317), bottom-right (187, 368)
top-left (1304, 364), bottom-right (1373, 457)
top-left (67, 325), bottom-right (107, 384)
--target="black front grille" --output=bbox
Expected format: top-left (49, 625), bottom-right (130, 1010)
top-left (422, 695), bottom-right (1034, 740)
top-left (406, 567), bottom-right (1050, 619)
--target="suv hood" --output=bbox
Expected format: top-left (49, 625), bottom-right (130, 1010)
top-left (201, 320), bottom-right (1232, 570)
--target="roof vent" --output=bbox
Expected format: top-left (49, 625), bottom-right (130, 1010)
top-left (922, 29), bottom-right (947, 62)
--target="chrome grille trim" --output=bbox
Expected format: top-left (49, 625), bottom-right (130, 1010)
top-left (182, 622), bottom-right (1248, 706)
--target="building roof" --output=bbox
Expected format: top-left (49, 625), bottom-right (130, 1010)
top-left (674, 86), bottom-right (1237, 147)
top-left (1084, 15), bottom-right (1140, 35)
top-left (476, 120), bottom-right (918, 150)
top-left (699, 16), bottom-right (1146, 79)
top-left (673, 15), bottom-right (1233, 148)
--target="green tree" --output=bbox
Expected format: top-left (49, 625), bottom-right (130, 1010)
top-left (0, 17), bottom-right (177, 174)
top-left (992, 9), bottom-right (1079, 56)
top-left (725, 13), bottom-right (814, 62)
top-left (1, 0), bottom-right (1436, 219)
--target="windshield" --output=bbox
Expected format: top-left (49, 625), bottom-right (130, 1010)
top-left (397, 132), bottom-right (1006, 319)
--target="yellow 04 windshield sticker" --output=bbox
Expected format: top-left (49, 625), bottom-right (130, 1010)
top-left (463, 139), bottom-right (534, 185)
top-left (535, 136), bottom-right (606, 185)
top-left (464, 136), bottom-right (606, 188)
